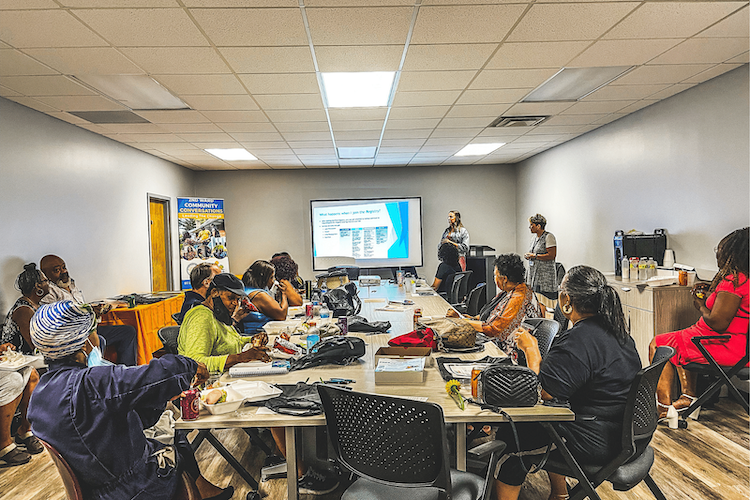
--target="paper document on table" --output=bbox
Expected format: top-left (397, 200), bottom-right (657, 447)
top-left (375, 304), bottom-right (408, 312)
top-left (375, 358), bottom-right (425, 372)
top-left (444, 363), bottom-right (493, 379)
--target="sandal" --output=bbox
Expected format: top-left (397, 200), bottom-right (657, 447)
top-left (657, 402), bottom-right (678, 429)
top-left (0, 444), bottom-right (31, 468)
top-left (675, 394), bottom-right (701, 420)
top-left (15, 432), bottom-right (44, 455)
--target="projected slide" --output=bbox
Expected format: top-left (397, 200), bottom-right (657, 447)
top-left (310, 197), bottom-right (423, 270)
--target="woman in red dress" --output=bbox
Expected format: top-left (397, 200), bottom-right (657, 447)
top-left (650, 227), bottom-right (749, 420)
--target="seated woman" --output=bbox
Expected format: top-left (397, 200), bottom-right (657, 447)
top-left (650, 227), bottom-right (749, 419)
top-left (494, 265), bottom-right (641, 500)
top-left (432, 242), bottom-right (462, 294)
top-left (448, 254), bottom-right (540, 355)
top-left (270, 253), bottom-right (304, 306)
top-left (0, 347), bottom-right (40, 467)
top-left (239, 260), bottom-right (290, 334)
top-left (2, 263), bottom-right (50, 354)
top-left (27, 301), bottom-right (234, 500)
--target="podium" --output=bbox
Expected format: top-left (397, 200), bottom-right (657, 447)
top-left (466, 245), bottom-right (496, 303)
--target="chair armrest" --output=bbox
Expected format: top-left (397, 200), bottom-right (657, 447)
top-left (468, 440), bottom-right (506, 459)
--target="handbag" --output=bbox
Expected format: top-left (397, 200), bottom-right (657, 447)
top-left (346, 315), bottom-right (391, 333)
top-left (322, 282), bottom-right (361, 317)
top-left (388, 327), bottom-right (437, 350)
top-left (290, 336), bottom-right (366, 371)
top-left (478, 364), bottom-right (540, 408)
top-left (418, 317), bottom-right (476, 349)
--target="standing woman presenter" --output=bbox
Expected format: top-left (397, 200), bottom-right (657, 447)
top-left (440, 210), bottom-right (470, 271)
top-left (524, 213), bottom-right (558, 300)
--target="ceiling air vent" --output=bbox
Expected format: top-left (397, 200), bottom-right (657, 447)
top-left (489, 116), bottom-right (549, 128)
top-left (68, 110), bottom-right (150, 124)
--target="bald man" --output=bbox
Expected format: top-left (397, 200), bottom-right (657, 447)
top-left (40, 255), bottom-right (138, 366)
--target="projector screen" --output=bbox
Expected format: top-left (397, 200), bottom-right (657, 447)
top-left (310, 197), bottom-right (423, 271)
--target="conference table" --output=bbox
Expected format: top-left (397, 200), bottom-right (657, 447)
top-left (176, 281), bottom-right (573, 500)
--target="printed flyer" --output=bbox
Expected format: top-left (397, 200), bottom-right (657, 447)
top-left (177, 198), bottom-right (229, 290)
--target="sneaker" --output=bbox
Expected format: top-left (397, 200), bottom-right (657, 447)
top-left (298, 468), bottom-right (339, 496)
top-left (15, 433), bottom-right (44, 455)
top-left (0, 444), bottom-right (31, 468)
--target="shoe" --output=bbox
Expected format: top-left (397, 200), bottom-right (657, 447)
top-left (548, 495), bottom-right (570, 500)
top-left (674, 394), bottom-right (701, 420)
top-left (657, 402), bottom-right (678, 429)
top-left (15, 432), bottom-right (44, 454)
top-left (263, 454), bottom-right (286, 468)
top-left (298, 468), bottom-right (339, 496)
top-left (204, 485), bottom-right (234, 500)
top-left (0, 444), bottom-right (31, 468)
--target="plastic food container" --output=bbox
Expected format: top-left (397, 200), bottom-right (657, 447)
top-left (229, 380), bottom-right (283, 402)
top-left (646, 276), bottom-right (678, 287)
top-left (200, 387), bottom-right (245, 415)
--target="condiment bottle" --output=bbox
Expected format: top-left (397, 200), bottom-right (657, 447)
top-left (648, 257), bottom-right (657, 278)
top-left (638, 257), bottom-right (648, 281)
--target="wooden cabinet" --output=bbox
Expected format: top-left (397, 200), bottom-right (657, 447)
top-left (607, 277), bottom-right (701, 365)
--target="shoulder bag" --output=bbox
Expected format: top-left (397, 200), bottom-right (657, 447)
top-left (418, 317), bottom-right (477, 350)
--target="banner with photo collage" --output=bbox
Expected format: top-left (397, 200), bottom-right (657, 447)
top-left (177, 197), bottom-right (230, 290)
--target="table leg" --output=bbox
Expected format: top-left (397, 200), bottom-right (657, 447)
top-left (456, 422), bottom-right (466, 471)
top-left (286, 427), bottom-right (298, 500)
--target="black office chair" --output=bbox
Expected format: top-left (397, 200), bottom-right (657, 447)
top-left (455, 283), bottom-right (487, 316)
top-left (679, 334), bottom-right (750, 424)
top-left (520, 318), bottom-right (560, 359)
top-left (447, 271), bottom-right (472, 305)
top-left (455, 271), bottom-right (473, 304)
top-left (527, 346), bottom-right (674, 500)
top-left (318, 385), bottom-right (506, 500)
top-left (171, 312), bottom-right (182, 325)
top-left (158, 326), bottom-right (180, 355)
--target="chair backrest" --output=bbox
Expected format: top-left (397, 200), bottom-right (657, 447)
top-left (318, 385), bottom-right (453, 495)
top-left (39, 440), bottom-right (84, 500)
top-left (466, 283), bottom-right (487, 317)
top-left (554, 262), bottom-right (566, 289)
top-left (158, 326), bottom-right (181, 354)
top-left (328, 265), bottom-right (360, 280)
top-left (449, 271), bottom-right (471, 304)
top-left (171, 312), bottom-right (181, 325)
top-left (520, 318), bottom-right (560, 359)
top-left (456, 270), bottom-right (473, 303)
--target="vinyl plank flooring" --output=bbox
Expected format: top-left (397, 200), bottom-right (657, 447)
top-left (2, 400), bottom-right (747, 500)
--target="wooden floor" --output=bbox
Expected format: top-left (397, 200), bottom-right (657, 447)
top-left (1, 399), bottom-right (747, 500)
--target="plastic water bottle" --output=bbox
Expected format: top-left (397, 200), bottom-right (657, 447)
top-left (648, 257), bottom-right (657, 278)
top-left (638, 257), bottom-right (648, 281)
top-left (320, 305), bottom-right (330, 320)
top-left (621, 256), bottom-right (630, 281)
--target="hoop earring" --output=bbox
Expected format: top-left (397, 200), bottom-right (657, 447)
top-left (562, 304), bottom-right (573, 314)
top-left (36, 288), bottom-right (45, 297)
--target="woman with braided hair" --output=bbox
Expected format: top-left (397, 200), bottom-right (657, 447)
top-left (650, 227), bottom-right (749, 420)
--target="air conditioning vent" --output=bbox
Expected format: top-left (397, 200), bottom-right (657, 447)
top-left (69, 110), bottom-right (150, 124)
top-left (488, 116), bottom-right (549, 128)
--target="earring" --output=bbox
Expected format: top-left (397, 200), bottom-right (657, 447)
top-left (36, 288), bottom-right (44, 297)
top-left (562, 304), bottom-right (573, 314)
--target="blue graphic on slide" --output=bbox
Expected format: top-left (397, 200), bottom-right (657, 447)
top-left (386, 201), bottom-right (409, 258)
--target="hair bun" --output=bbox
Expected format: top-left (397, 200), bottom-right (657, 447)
top-left (23, 263), bottom-right (37, 272)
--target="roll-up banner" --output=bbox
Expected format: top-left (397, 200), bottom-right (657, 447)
top-left (177, 197), bottom-right (230, 290)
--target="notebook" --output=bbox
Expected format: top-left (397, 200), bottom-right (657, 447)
top-left (228, 360), bottom-right (290, 378)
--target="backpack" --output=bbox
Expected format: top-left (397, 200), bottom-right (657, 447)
top-left (290, 336), bottom-right (366, 371)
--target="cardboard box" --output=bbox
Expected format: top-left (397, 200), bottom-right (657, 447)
top-left (374, 346), bottom-right (433, 367)
top-left (374, 356), bottom-right (427, 385)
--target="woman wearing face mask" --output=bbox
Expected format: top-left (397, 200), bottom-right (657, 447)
top-left (238, 260), bottom-right (289, 334)
top-left (439, 211), bottom-right (470, 271)
top-left (448, 254), bottom-right (541, 355)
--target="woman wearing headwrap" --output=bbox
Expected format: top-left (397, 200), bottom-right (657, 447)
top-left (27, 301), bottom-right (235, 500)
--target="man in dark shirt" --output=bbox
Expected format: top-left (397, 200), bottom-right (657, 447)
top-left (175, 263), bottom-right (221, 324)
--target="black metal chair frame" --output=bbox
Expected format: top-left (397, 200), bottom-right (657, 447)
top-left (318, 384), bottom-right (506, 500)
top-left (520, 318), bottom-right (560, 360)
top-left (448, 271), bottom-right (472, 305)
top-left (680, 334), bottom-right (750, 422)
top-left (536, 346), bottom-right (674, 500)
top-left (455, 282), bottom-right (487, 316)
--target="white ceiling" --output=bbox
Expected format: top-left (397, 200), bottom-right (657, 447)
top-left (0, 0), bottom-right (747, 170)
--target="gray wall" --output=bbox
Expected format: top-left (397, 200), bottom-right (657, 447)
top-left (515, 65), bottom-right (749, 278)
top-left (0, 97), bottom-right (194, 314)
top-left (193, 164), bottom-right (518, 281)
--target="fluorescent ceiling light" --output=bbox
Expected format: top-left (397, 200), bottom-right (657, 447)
top-left (455, 143), bottom-right (506, 157)
top-left (205, 148), bottom-right (257, 161)
top-left (338, 147), bottom-right (377, 159)
top-left (71, 75), bottom-right (189, 110)
top-left (522, 66), bottom-right (634, 102)
top-left (321, 72), bottom-right (396, 108)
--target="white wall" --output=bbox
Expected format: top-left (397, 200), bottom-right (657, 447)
top-left (193, 164), bottom-right (517, 281)
top-left (0, 97), bottom-right (194, 314)
top-left (515, 65), bottom-right (749, 277)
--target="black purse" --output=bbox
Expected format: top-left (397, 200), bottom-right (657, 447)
top-left (322, 282), bottom-right (361, 317)
top-left (478, 365), bottom-right (540, 408)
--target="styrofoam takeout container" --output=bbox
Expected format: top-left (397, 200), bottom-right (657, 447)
top-left (229, 380), bottom-right (282, 402)
top-left (200, 386), bottom-right (245, 415)
top-left (646, 276), bottom-right (678, 287)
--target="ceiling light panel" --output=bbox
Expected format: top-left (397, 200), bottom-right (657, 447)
top-left (321, 72), bottom-right (396, 108)
top-left (338, 146), bottom-right (377, 159)
top-left (455, 143), bottom-right (506, 157)
top-left (522, 67), bottom-right (634, 102)
top-left (205, 148), bottom-right (257, 161)
top-left (73, 75), bottom-right (189, 110)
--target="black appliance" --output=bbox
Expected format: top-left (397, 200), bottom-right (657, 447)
top-left (614, 229), bottom-right (667, 276)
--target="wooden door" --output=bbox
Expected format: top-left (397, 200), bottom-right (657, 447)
top-left (149, 197), bottom-right (171, 292)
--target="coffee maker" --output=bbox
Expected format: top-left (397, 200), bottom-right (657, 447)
top-left (614, 229), bottom-right (667, 276)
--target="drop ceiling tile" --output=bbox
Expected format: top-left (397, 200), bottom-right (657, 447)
top-left (388, 106), bottom-right (450, 119)
top-left (650, 38), bottom-right (749, 65)
top-left (334, 130), bottom-right (382, 141)
top-left (6, 96), bottom-right (59, 113)
top-left (582, 83), bottom-right (669, 101)
top-left (0, 0), bottom-right (58, 8)
top-left (505, 102), bottom-right (574, 116)
top-left (286, 140), bottom-right (333, 149)
top-left (543, 114), bottom-right (609, 126)
top-left (391, 90), bottom-right (461, 106)
top-left (23, 47), bottom-right (145, 75)
top-left (82, 124), bottom-right (120, 135)
top-left (429, 128), bottom-right (483, 138)
top-left (0, 84), bottom-right (22, 97)
top-left (0, 10), bottom-right (105, 48)
top-left (244, 143), bottom-right (293, 152)
top-left (726, 51), bottom-right (749, 64)
top-left (119, 47), bottom-right (230, 74)
top-left (569, 39), bottom-right (681, 67)
top-left (154, 74), bottom-right (245, 95)
top-left (339, 160), bottom-right (374, 167)
top-left (616, 100), bottom-right (658, 114)
top-left (281, 131), bottom-right (333, 141)
top-left (398, 70), bottom-right (477, 91)
top-left (219, 122), bottom-right (277, 133)
top-left (455, 88), bottom-right (530, 105)
top-left (591, 114), bottom-right (625, 126)
top-left (144, 143), bottom-right (198, 152)
top-left (377, 146), bottom-right (418, 154)
top-left (697, 6), bottom-right (749, 38)
top-left (386, 118), bottom-right (441, 129)
top-left (230, 132), bottom-right (285, 142)
top-left (614, 64), bottom-right (714, 85)
top-left (99, 123), bottom-right (166, 133)
top-left (191, 8), bottom-right (306, 46)
top-left (604, 2), bottom-right (745, 40)
top-left (183, 94), bottom-right (259, 111)
top-left (255, 93), bottom-right (323, 110)
top-left (330, 120), bottom-right (383, 131)
top-left (39, 95), bottom-right (127, 111)
top-left (157, 123), bottom-right (222, 133)
top-left (382, 128), bottom-right (433, 139)
top-left (683, 63), bottom-right (744, 84)
top-left (445, 103), bottom-right (510, 118)
top-left (335, 140), bottom-right (379, 148)
top-left (200, 110), bottom-right (268, 122)
top-left (239, 73), bottom-right (319, 94)
top-left (275, 121), bottom-right (330, 132)
top-left (265, 109), bottom-right (328, 122)
top-left (0, 50), bottom-right (57, 76)
top-left (470, 68), bottom-right (557, 89)
top-left (306, 7), bottom-right (412, 45)
top-left (265, 159), bottom-right (304, 168)
top-left (220, 47), bottom-right (315, 73)
top-left (0, 75), bottom-right (93, 96)
top-left (75, 9), bottom-right (208, 46)
top-left (293, 149), bottom-right (336, 156)
top-left (122, 133), bottom-right (185, 143)
top-left (510, 2), bottom-right (638, 42)
top-left (560, 100), bottom-right (634, 115)
top-left (234, 162), bottom-right (271, 170)
top-left (486, 41), bottom-right (590, 69)
top-left (191, 141), bottom-right (243, 149)
top-left (135, 109), bottom-right (210, 123)
top-left (646, 83), bottom-right (697, 100)
top-left (314, 45), bottom-right (404, 72)
top-left (403, 44), bottom-right (497, 71)
top-left (423, 137), bottom-right (470, 147)
top-left (411, 5), bottom-right (526, 44)
top-left (437, 116), bottom-right (494, 128)
top-left (328, 108), bottom-right (388, 121)
top-left (177, 132), bottom-right (235, 142)
top-left (47, 111), bottom-right (90, 124)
